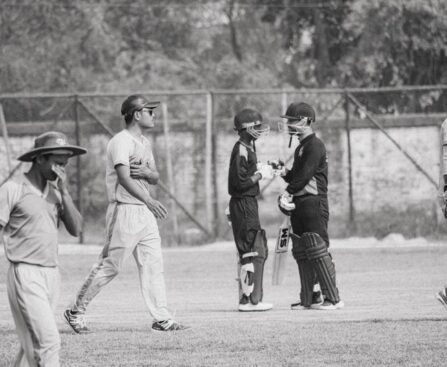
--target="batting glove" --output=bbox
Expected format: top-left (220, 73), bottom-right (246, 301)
top-left (255, 164), bottom-right (274, 180)
top-left (279, 192), bottom-right (295, 212)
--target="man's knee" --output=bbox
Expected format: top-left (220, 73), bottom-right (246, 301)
top-left (290, 233), bottom-right (306, 262)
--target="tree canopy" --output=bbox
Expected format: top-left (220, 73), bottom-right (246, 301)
top-left (1, 0), bottom-right (446, 94)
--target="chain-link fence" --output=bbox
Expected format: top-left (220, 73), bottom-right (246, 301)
top-left (1, 86), bottom-right (446, 245)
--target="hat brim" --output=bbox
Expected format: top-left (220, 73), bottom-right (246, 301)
top-left (279, 114), bottom-right (315, 122)
top-left (142, 101), bottom-right (160, 109)
top-left (18, 145), bottom-right (87, 162)
top-left (280, 114), bottom-right (300, 120)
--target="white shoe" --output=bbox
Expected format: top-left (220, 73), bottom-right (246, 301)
top-left (238, 301), bottom-right (273, 312)
top-left (312, 300), bottom-right (344, 310)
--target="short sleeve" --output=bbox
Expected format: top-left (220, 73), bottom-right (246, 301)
top-left (0, 181), bottom-right (21, 227)
top-left (108, 134), bottom-right (132, 168)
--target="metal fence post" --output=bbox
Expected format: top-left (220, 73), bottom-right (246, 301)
top-left (210, 92), bottom-right (219, 238)
top-left (74, 95), bottom-right (84, 243)
top-left (161, 102), bottom-right (180, 244)
top-left (205, 92), bottom-right (214, 235)
top-left (344, 91), bottom-right (356, 232)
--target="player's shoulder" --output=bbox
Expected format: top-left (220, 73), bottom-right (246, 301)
top-left (237, 142), bottom-right (249, 160)
top-left (311, 134), bottom-right (326, 149)
top-left (303, 134), bottom-right (324, 149)
top-left (108, 130), bottom-right (132, 148)
top-left (0, 176), bottom-right (25, 196)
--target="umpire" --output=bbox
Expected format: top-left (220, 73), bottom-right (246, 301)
top-left (278, 102), bottom-right (343, 310)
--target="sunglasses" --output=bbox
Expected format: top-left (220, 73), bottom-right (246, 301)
top-left (138, 108), bottom-right (155, 116)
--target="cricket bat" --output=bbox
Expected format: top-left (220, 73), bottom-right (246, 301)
top-left (272, 216), bottom-right (291, 285)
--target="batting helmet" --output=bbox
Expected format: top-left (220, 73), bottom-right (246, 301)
top-left (280, 102), bottom-right (315, 122)
top-left (234, 109), bottom-right (270, 138)
top-left (121, 95), bottom-right (160, 117)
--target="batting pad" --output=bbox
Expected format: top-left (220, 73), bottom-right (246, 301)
top-left (250, 230), bottom-right (268, 304)
top-left (291, 233), bottom-right (316, 307)
top-left (302, 232), bottom-right (340, 303)
top-left (240, 263), bottom-right (254, 297)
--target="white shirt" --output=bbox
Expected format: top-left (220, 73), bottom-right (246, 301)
top-left (105, 129), bottom-right (156, 204)
top-left (0, 174), bottom-right (62, 267)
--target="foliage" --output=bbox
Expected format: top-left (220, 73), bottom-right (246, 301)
top-left (340, 0), bottom-right (447, 87)
top-left (0, 0), bottom-right (446, 109)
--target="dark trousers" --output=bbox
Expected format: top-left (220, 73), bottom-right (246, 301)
top-left (229, 196), bottom-right (261, 259)
top-left (290, 195), bottom-right (329, 246)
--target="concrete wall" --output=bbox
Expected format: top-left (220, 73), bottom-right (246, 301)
top-left (0, 123), bottom-right (442, 244)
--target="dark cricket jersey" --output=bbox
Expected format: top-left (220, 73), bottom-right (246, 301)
top-left (284, 133), bottom-right (328, 197)
top-left (228, 141), bottom-right (260, 197)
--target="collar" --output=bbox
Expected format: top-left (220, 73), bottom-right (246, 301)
top-left (238, 139), bottom-right (255, 152)
top-left (299, 133), bottom-right (315, 146)
top-left (22, 174), bottom-right (50, 198)
top-left (124, 129), bottom-right (147, 146)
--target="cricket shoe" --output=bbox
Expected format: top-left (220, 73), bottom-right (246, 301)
top-left (312, 300), bottom-right (344, 310)
top-left (152, 319), bottom-right (189, 332)
top-left (290, 302), bottom-right (310, 310)
top-left (238, 301), bottom-right (273, 312)
top-left (291, 291), bottom-right (323, 310)
top-left (435, 288), bottom-right (447, 310)
top-left (64, 309), bottom-right (90, 334)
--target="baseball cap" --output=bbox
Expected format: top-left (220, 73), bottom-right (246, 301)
top-left (121, 95), bottom-right (160, 116)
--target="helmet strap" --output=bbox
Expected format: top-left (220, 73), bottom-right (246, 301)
top-left (288, 136), bottom-right (292, 148)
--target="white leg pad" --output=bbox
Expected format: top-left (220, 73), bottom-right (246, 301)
top-left (240, 263), bottom-right (254, 297)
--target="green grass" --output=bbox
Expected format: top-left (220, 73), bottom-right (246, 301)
top-left (1, 243), bottom-right (447, 366)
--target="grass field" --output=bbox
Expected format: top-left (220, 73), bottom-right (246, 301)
top-left (1, 238), bottom-right (447, 366)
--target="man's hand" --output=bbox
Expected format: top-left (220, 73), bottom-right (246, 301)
top-left (52, 164), bottom-right (68, 194)
top-left (129, 158), bottom-right (159, 184)
top-left (255, 164), bottom-right (274, 180)
top-left (268, 160), bottom-right (287, 177)
top-left (130, 161), bottom-right (151, 179)
top-left (145, 198), bottom-right (168, 219)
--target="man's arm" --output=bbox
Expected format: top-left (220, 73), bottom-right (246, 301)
top-left (232, 147), bottom-right (262, 192)
top-left (129, 161), bottom-right (160, 185)
top-left (59, 190), bottom-right (83, 236)
top-left (285, 146), bottom-right (321, 195)
top-left (115, 165), bottom-right (167, 219)
top-left (52, 165), bottom-right (83, 236)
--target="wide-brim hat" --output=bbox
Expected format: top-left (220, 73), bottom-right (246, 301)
top-left (18, 131), bottom-right (87, 162)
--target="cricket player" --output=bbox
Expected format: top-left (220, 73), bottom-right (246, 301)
top-left (0, 131), bottom-right (86, 367)
top-left (436, 117), bottom-right (447, 310)
top-left (64, 94), bottom-right (187, 332)
top-left (228, 108), bottom-right (273, 312)
top-left (278, 102), bottom-right (343, 310)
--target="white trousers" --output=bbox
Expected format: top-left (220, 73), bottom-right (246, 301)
top-left (7, 263), bottom-right (60, 367)
top-left (72, 203), bottom-right (172, 321)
